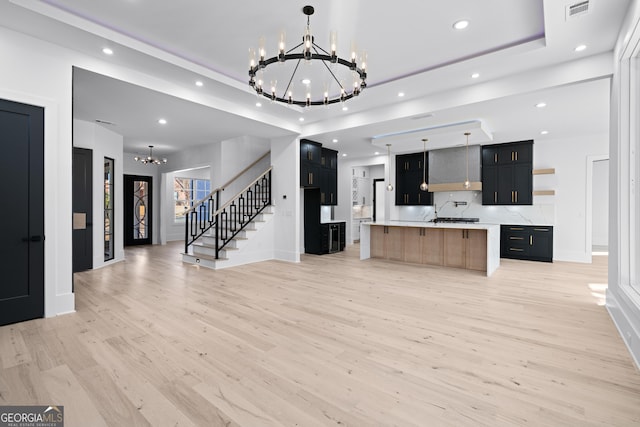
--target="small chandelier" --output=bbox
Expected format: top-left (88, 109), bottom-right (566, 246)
top-left (419, 138), bottom-right (428, 191)
top-left (463, 132), bottom-right (471, 189)
top-left (248, 5), bottom-right (367, 107)
top-left (134, 145), bottom-right (167, 165)
top-left (386, 144), bottom-right (393, 191)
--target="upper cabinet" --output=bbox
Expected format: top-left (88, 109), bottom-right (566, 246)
top-left (482, 140), bottom-right (533, 205)
top-left (300, 140), bottom-right (338, 206)
top-left (300, 139), bottom-right (322, 164)
top-left (395, 152), bottom-right (432, 206)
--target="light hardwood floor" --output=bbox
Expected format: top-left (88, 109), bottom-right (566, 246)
top-left (1, 243), bottom-right (639, 426)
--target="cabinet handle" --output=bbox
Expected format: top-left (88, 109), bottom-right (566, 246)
top-left (511, 151), bottom-right (514, 161)
top-left (515, 191), bottom-right (518, 203)
top-left (494, 192), bottom-right (497, 203)
top-left (462, 230), bottom-right (465, 239)
top-left (331, 193), bottom-right (334, 204)
top-left (534, 228), bottom-right (550, 232)
top-left (494, 153), bottom-right (498, 163)
top-left (309, 172), bottom-right (313, 185)
top-left (510, 248), bottom-right (524, 252)
top-left (510, 227), bottom-right (524, 231)
top-left (418, 193), bottom-right (421, 204)
top-left (530, 235), bottom-right (533, 245)
top-left (515, 151), bottom-right (518, 161)
top-left (511, 191), bottom-right (514, 203)
top-left (509, 237), bottom-right (524, 240)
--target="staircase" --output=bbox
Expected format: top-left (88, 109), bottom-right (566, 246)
top-left (182, 161), bottom-right (273, 270)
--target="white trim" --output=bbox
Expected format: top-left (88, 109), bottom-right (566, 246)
top-left (585, 154), bottom-right (609, 263)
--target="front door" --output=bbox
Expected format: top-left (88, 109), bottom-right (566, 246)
top-left (124, 175), bottom-right (153, 246)
top-left (73, 147), bottom-right (93, 272)
top-left (0, 99), bottom-right (45, 326)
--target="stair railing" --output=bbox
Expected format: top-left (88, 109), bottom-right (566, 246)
top-left (184, 166), bottom-right (272, 258)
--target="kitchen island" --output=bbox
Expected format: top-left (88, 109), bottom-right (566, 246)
top-left (360, 221), bottom-right (500, 276)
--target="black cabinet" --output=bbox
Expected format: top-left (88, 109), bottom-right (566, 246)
top-left (501, 225), bottom-right (553, 262)
top-left (395, 152), bottom-right (432, 206)
top-left (320, 148), bottom-right (338, 205)
top-left (321, 147), bottom-right (338, 169)
top-left (482, 141), bottom-right (533, 205)
top-left (300, 141), bottom-right (338, 206)
top-left (301, 139), bottom-right (322, 165)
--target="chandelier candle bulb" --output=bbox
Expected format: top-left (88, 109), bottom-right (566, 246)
top-left (330, 31), bottom-right (337, 60)
top-left (278, 32), bottom-right (286, 60)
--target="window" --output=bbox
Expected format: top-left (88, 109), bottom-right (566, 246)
top-left (174, 177), bottom-right (211, 220)
top-left (104, 157), bottom-right (114, 261)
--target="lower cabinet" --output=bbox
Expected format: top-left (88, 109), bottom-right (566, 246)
top-left (501, 225), bottom-right (553, 262)
top-left (371, 225), bottom-right (485, 271)
top-left (370, 225), bottom-right (404, 261)
top-left (443, 229), bottom-right (487, 271)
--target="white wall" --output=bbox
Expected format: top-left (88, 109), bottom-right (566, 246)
top-left (0, 26), bottom-right (75, 316)
top-left (73, 119), bottom-right (125, 268)
top-left (272, 136), bottom-right (300, 262)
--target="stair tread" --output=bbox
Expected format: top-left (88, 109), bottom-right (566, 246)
top-left (183, 253), bottom-right (228, 262)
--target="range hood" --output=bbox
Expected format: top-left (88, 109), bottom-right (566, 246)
top-left (428, 145), bottom-right (482, 192)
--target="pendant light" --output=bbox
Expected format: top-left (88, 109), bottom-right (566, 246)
top-left (463, 132), bottom-right (471, 189)
top-left (386, 144), bottom-right (394, 191)
top-left (419, 138), bottom-right (428, 191)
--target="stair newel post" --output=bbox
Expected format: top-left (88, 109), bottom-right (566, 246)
top-left (268, 169), bottom-right (272, 206)
top-left (215, 189), bottom-right (221, 259)
top-left (184, 208), bottom-right (189, 254)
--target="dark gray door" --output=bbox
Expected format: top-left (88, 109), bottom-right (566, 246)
top-left (73, 147), bottom-right (93, 272)
top-left (0, 99), bottom-right (44, 326)
top-left (124, 175), bottom-right (153, 246)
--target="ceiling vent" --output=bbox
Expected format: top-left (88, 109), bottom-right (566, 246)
top-left (566, 1), bottom-right (590, 19)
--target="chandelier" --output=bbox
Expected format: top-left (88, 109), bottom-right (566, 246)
top-left (248, 5), bottom-right (367, 107)
top-left (134, 145), bottom-right (167, 165)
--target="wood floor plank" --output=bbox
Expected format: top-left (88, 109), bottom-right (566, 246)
top-left (40, 364), bottom-right (108, 427)
top-left (1, 243), bottom-right (639, 426)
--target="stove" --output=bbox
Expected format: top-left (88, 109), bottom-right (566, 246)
top-left (431, 217), bottom-right (480, 223)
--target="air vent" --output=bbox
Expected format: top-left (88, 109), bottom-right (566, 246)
top-left (410, 113), bottom-right (434, 121)
top-left (95, 119), bottom-right (115, 126)
top-left (566, 1), bottom-right (589, 19)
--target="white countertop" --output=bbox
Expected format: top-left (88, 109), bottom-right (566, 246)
top-left (363, 221), bottom-right (500, 231)
top-left (321, 219), bottom-right (346, 224)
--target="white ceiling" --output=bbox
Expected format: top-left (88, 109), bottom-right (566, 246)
top-left (0, 0), bottom-right (630, 159)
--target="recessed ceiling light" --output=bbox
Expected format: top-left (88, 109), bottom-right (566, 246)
top-left (453, 20), bottom-right (469, 30)
top-left (158, 118), bottom-right (167, 125)
top-left (102, 47), bottom-right (113, 55)
top-left (299, 117), bottom-right (305, 122)
top-left (535, 102), bottom-right (547, 108)
top-left (398, 92), bottom-right (405, 97)
top-left (471, 73), bottom-right (480, 79)
top-left (342, 153), bottom-right (347, 157)
top-left (374, 151), bottom-right (380, 155)
top-left (255, 102), bottom-right (262, 107)
top-left (342, 106), bottom-right (348, 111)
top-left (195, 80), bottom-right (204, 87)
top-left (301, 78), bottom-right (311, 85)
top-left (332, 138), bottom-right (338, 143)
top-left (574, 44), bottom-right (587, 52)
top-left (541, 130), bottom-right (549, 135)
